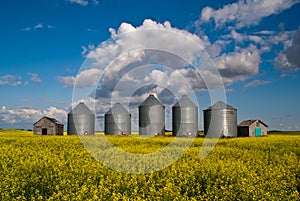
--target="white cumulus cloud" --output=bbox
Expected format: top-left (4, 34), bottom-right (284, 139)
top-left (57, 76), bottom-right (75, 88)
top-left (214, 45), bottom-right (261, 82)
top-left (60, 19), bottom-right (209, 91)
top-left (21, 23), bottom-right (55, 31)
top-left (67, 0), bottom-right (98, 6)
top-left (28, 73), bottom-right (42, 83)
top-left (81, 44), bottom-right (95, 57)
top-left (68, 0), bottom-right (88, 6)
top-left (0, 106), bottom-right (67, 129)
top-left (200, 0), bottom-right (299, 29)
top-left (0, 75), bottom-right (22, 86)
top-left (34, 23), bottom-right (43, 29)
top-left (58, 68), bottom-right (102, 88)
top-left (59, 19), bottom-right (270, 108)
top-left (275, 27), bottom-right (300, 71)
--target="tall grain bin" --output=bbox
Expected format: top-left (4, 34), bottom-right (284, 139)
top-left (139, 94), bottom-right (165, 136)
top-left (203, 101), bottom-right (237, 137)
top-left (172, 95), bottom-right (198, 137)
top-left (105, 103), bottom-right (131, 135)
top-left (67, 102), bottom-right (95, 135)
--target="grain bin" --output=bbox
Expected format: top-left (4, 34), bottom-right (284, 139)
top-left (105, 103), bottom-right (131, 135)
top-left (203, 101), bottom-right (237, 137)
top-left (139, 94), bottom-right (165, 136)
top-left (67, 102), bottom-right (95, 135)
top-left (172, 95), bottom-right (198, 137)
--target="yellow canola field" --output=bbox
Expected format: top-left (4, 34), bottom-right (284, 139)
top-left (0, 130), bottom-right (299, 200)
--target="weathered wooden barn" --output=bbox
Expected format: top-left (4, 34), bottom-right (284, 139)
top-left (238, 120), bottom-right (268, 137)
top-left (33, 116), bottom-right (64, 135)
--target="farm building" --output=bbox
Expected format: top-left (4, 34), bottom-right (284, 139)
top-left (67, 102), bottom-right (95, 135)
top-left (172, 95), bottom-right (198, 137)
top-left (139, 94), bottom-right (165, 136)
top-left (33, 116), bottom-right (64, 135)
top-left (238, 120), bottom-right (268, 137)
top-left (203, 101), bottom-right (237, 137)
top-left (105, 103), bottom-right (131, 135)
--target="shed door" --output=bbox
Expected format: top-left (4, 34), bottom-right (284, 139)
top-left (42, 128), bottom-right (47, 135)
top-left (255, 127), bottom-right (261, 137)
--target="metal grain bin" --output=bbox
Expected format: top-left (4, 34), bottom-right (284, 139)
top-left (139, 94), bottom-right (165, 136)
top-left (105, 103), bottom-right (131, 135)
top-left (203, 101), bottom-right (237, 137)
top-left (172, 95), bottom-right (198, 137)
top-left (67, 102), bottom-right (95, 135)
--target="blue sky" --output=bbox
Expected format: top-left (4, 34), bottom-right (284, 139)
top-left (0, 0), bottom-right (299, 131)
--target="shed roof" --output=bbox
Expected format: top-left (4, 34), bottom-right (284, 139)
top-left (204, 101), bottom-right (236, 110)
top-left (69, 102), bottom-right (94, 115)
top-left (173, 95), bottom-right (197, 107)
top-left (139, 94), bottom-right (164, 107)
top-left (34, 116), bottom-right (63, 125)
top-left (106, 103), bottom-right (130, 114)
top-left (238, 119), bottom-right (268, 127)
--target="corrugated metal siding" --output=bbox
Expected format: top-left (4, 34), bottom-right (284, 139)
top-left (67, 103), bottom-right (95, 135)
top-left (204, 108), bottom-right (237, 137)
top-left (67, 114), bottom-right (95, 135)
top-left (105, 103), bottom-right (131, 135)
top-left (139, 95), bottom-right (165, 135)
top-left (172, 96), bottom-right (198, 137)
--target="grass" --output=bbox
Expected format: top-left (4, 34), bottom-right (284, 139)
top-left (268, 131), bottom-right (300, 135)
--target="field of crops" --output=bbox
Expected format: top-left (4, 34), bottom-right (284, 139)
top-left (0, 130), bottom-right (299, 200)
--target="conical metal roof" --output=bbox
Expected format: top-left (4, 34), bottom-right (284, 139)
top-left (69, 102), bottom-right (94, 115)
top-left (205, 101), bottom-right (236, 110)
top-left (139, 94), bottom-right (164, 107)
top-left (173, 95), bottom-right (197, 107)
top-left (106, 103), bottom-right (130, 114)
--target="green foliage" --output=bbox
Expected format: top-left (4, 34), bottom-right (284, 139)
top-left (0, 133), bottom-right (299, 200)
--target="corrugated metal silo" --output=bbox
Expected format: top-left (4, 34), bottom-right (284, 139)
top-left (172, 95), bottom-right (198, 137)
top-left (105, 103), bottom-right (131, 135)
top-left (67, 102), bottom-right (95, 135)
top-left (139, 94), bottom-right (165, 136)
top-left (203, 101), bottom-right (237, 137)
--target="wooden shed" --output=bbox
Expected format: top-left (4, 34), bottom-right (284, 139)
top-left (238, 120), bottom-right (268, 137)
top-left (33, 116), bottom-right (64, 135)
